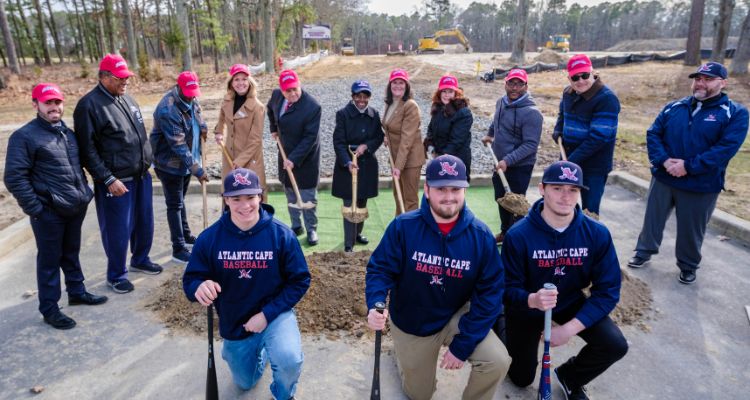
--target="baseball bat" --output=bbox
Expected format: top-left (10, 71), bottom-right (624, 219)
top-left (538, 283), bottom-right (556, 400)
top-left (370, 302), bottom-right (386, 400)
top-left (206, 305), bottom-right (219, 400)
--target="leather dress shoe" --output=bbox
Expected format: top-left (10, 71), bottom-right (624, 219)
top-left (69, 292), bottom-right (109, 306)
top-left (292, 227), bottom-right (304, 236)
top-left (355, 235), bottom-right (369, 245)
top-left (307, 230), bottom-right (319, 246)
top-left (627, 255), bottom-right (650, 268)
top-left (44, 310), bottom-right (76, 330)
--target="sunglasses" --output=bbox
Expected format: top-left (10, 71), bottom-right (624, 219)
top-left (570, 72), bottom-right (591, 82)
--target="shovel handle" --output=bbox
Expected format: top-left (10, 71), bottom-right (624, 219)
top-left (383, 129), bottom-right (406, 214)
top-left (557, 137), bottom-right (567, 161)
top-left (218, 139), bottom-right (235, 167)
top-left (484, 143), bottom-right (512, 193)
top-left (275, 137), bottom-right (305, 208)
top-left (201, 137), bottom-right (208, 230)
top-left (349, 148), bottom-right (359, 209)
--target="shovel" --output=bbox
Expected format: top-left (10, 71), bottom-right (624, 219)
top-left (342, 148), bottom-right (369, 223)
top-left (383, 131), bottom-right (406, 214)
top-left (218, 139), bottom-right (236, 167)
top-left (275, 137), bottom-right (315, 210)
top-left (484, 143), bottom-right (530, 217)
top-left (557, 137), bottom-right (599, 220)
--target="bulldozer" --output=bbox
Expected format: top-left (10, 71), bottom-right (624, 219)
top-left (538, 34), bottom-right (570, 52)
top-left (417, 28), bottom-right (471, 54)
top-left (341, 37), bottom-right (354, 56)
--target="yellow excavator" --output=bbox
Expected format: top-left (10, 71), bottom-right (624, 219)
top-left (341, 37), bottom-right (354, 56)
top-left (417, 28), bottom-right (471, 54)
top-left (539, 34), bottom-right (570, 52)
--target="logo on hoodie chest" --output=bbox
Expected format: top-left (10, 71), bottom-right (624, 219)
top-left (217, 250), bottom-right (274, 271)
top-left (704, 113), bottom-right (717, 122)
top-left (411, 251), bottom-right (471, 281)
top-left (532, 247), bottom-right (588, 269)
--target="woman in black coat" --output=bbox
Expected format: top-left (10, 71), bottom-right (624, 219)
top-left (424, 74), bottom-right (474, 181)
top-left (331, 80), bottom-right (383, 252)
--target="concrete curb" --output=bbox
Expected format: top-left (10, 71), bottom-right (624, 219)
top-left (2, 171), bottom-right (747, 258)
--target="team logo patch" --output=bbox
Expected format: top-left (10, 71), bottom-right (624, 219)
top-left (233, 172), bottom-right (252, 186)
top-left (704, 114), bottom-right (717, 122)
top-left (238, 269), bottom-right (252, 279)
top-left (559, 166), bottom-right (579, 182)
top-left (697, 64), bottom-right (712, 73)
top-left (429, 275), bottom-right (443, 285)
top-left (570, 59), bottom-right (588, 68)
top-left (115, 61), bottom-right (127, 68)
top-left (554, 266), bottom-right (566, 276)
top-left (186, 80), bottom-right (198, 87)
top-left (281, 75), bottom-right (296, 82)
top-left (42, 86), bottom-right (58, 94)
top-left (438, 162), bottom-right (459, 176)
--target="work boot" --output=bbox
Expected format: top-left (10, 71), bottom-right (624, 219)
top-left (356, 235), bottom-right (369, 245)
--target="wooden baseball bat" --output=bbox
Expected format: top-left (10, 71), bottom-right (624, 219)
top-left (370, 302), bottom-right (386, 400)
top-left (538, 283), bottom-right (556, 400)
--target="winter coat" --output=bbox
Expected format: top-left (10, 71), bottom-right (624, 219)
top-left (647, 93), bottom-right (749, 193)
top-left (149, 87), bottom-right (208, 177)
top-left (267, 89), bottom-right (321, 189)
top-left (4, 116), bottom-right (93, 217)
top-left (215, 90), bottom-right (267, 186)
top-left (73, 83), bottom-right (152, 185)
top-left (426, 98), bottom-right (473, 171)
top-left (366, 196), bottom-right (504, 361)
top-left (502, 198), bottom-right (621, 328)
top-left (183, 204), bottom-right (311, 340)
top-left (553, 78), bottom-right (620, 174)
top-left (382, 99), bottom-right (425, 170)
top-left (487, 93), bottom-right (544, 168)
top-left (331, 102), bottom-right (384, 200)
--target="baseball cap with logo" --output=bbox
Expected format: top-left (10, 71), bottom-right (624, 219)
top-left (389, 68), bottom-right (409, 82)
top-left (177, 71), bottom-right (201, 97)
top-left (32, 83), bottom-right (64, 102)
top-left (505, 69), bottom-right (528, 83)
top-left (223, 168), bottom-right (263, 197)
top-left (279, 69), bottom-right (300, 91)
top-left (689, 62), bottom-right (728, 79)
top-left (542, 161), bottom-right (588, 189)
top-left (566, 54), bottom-right (593, 78)
top-left (229, 64), bottom-right (251, 77)
top-left (438, 75), bottom-right (459, 91)
top-left (425, 154), bottom-right (469, 188)
top-left (99, 54), bottom-right (135, 79)
top-left (351, 80), bottom-right (372, 95)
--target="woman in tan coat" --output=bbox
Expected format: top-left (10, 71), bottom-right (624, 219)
top-left (214, 64), bottom-right (267, 202)
top-left (382, 68), bottom-right (425, 213)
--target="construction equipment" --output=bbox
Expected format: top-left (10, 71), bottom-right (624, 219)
top-left (341, 37), bottom-right (355, 56)
top-left (538, 34), bottom-right (570, 52)
top-left (417, 28), bottom-right (471, 54)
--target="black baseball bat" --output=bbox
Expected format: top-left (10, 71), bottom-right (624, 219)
top-left (370, 302), bottom-right (386, 400)
top-left (538, 283), bottom-right (556, 400)
top-left (206, 305), bottom-right (219, 400)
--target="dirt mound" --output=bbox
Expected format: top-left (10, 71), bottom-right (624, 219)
top-left (534, 49), bottom-right (566, 64)
top-left (606, 36), bottom-right (739, 52)
top-left (611, 269), bottom-right (654, 331)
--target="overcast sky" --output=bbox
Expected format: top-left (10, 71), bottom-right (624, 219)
top-left (368, 0), bottom-right (610, 16)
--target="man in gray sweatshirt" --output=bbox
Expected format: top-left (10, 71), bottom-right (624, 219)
top-left (481, 69), bottom-right (543, 244)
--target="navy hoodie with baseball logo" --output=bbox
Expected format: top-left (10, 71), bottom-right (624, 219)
top-left (502, 198), bottom-right (621, 328)
top-left (366, 196), bottom-right (504, 361)
top-left (183, 204), bottom-right (311, 340)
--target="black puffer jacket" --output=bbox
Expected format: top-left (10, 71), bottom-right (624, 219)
top-left (426, 98), bottom-right (473, 172)
top-left (4, 116), bottom-right (93, 217)
top-left (73, 83), bottom-right (152, 185)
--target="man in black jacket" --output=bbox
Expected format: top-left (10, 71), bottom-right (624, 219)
top-left (4, 83), bottom-right (108, 330)
top-left (73, 54), bottom-right (161, 294)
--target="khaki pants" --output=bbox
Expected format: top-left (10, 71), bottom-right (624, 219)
top-left (394, 166), bottom-right (422, 214)
top-left (390, 306), bottom-right (511, 400)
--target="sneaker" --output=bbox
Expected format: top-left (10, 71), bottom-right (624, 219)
top-left (172, 248), bottom-right (191, 264)
top-left (678, 270), bottom-right (696, 284)
top-left (627, 255), bottom-right (650, 268)
top-left (307, 230), bottom-right (319, 246)
top-left (130, 261), bottom-right (163, 275)
top-left (43, 310), bottom-right (76, 330)
top-left (292, 227), bottom-right (304, 236)
top-left (554, 367), bottom-right (590, 400)
top-left (108, 279), bottom-right (135, 294)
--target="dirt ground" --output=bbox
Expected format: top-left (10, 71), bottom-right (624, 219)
top-left (146, 250), bottom-right (654, 340)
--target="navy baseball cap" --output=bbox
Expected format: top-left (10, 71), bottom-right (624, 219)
top-left (689, 62), bottom-right (728, 79)
top-left (425, 155), bottom-right (469, 188)
top-left (223, 168), bottom-right (262, 197)
top-left (351, 80), bottom-right (372, 95)
top-left (542, 161), bottom-right (588, 189)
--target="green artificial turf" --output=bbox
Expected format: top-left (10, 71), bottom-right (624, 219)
top-left (266, 186), bottom-right (503, 254)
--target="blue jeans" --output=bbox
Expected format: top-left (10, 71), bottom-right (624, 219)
top-left (155, 169), bottom-right (193, 251)
top-left (580, 172), bottom-right (608, 215)
top-left (221, 310), bottom-right (303, 399)
top-left (283, 187), bottom-right (318, 231)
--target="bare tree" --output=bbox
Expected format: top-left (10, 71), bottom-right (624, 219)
top-left (30, 0), bottom-right (51, 64)
top-left (730, 8), bottom-right (750, 74)
top-left (685, 0), bottom-right (705, 65)
top-left (175, 0), bottom-right (192, 70)
top-left (262, 0), bottom-right (274, 72)
top-left (711, 0), bottom-right (735, 63)
top-left (42, 0), bottom-right (62, 62)
top-left (120, 0), bottom-right (138, 68)
top-left (206, 0), bottom-right (220, 73)
top-left (510, 0), bottom-right (530, 65)
top-left (0, 0), bottom-right (20, 73)
top-left (103, 0), bottom-right (115, 53)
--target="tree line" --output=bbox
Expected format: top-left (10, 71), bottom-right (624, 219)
top-left (1, 0), bottom-right (750, 80)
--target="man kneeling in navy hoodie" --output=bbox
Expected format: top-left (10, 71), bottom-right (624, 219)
top-left (366, 155), bottom-right (511, 400)
top-left (183, 168), bottom-right (310, 400)
top-left (501, 161), bottom-right (628, 400)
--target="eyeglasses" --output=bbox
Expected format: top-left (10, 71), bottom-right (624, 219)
top-left (693, 76), bottom-right (721, 83)
top-left (505, 81), bottom-right (526, 88)
top-left (570, 72), bottom-right (591, 82)
top-left (106, 73), bottom-right (129, 85)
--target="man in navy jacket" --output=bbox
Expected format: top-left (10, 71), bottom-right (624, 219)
top-left (183, 168), bottom-right (310, 399)
top-left (502, 161), bottom-right (627, 400)
top-left (366, 155), bottom-right (510, 400)
top-left (5, 83), bottom-right (107, 329)
top-left (628, 62), bottom-right (749, 284)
